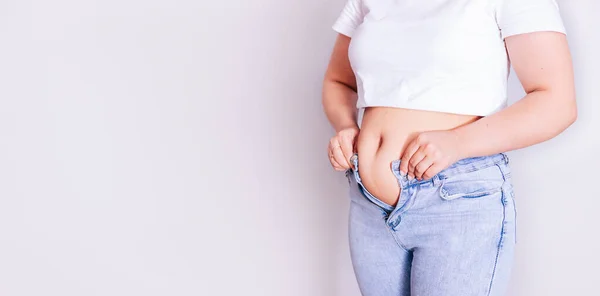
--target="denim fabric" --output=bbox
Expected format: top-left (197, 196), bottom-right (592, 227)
top-left (345, 153), bottom-right (516, 296)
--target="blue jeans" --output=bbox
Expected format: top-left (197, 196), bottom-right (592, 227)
top-left (345, 153), bottom-right (516, 296)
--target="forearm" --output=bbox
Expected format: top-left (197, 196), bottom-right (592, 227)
top-left (322, 80), bottom-right (359, 132)
top-left (454, 89), bottom-right (577, 159)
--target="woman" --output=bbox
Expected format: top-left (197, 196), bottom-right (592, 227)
top-left (322, 0), bottom-right (576, 295)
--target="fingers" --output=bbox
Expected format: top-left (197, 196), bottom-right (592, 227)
top-left (330, 138), bottom-right (351, 170)
top-left (414, 153), bottom-right (434, 180)
top-left (338, 132), bottom-right (355, 167)
top-left (422, 162), bottom-right (445, 180)
top-left (399, 139), bottom-right (420, 176)
top-left (331, 146), bottom-right (348, 170)
top-left (328, 149), bottom-right (345, 171)
top-left (407, 147), bottom-right (427, 179)
top-left (327, 127), bottom-right (359, 172)
top-left (403, 133), bottom-right (450, 180)
top-left (402, 134), bottom-right (438, 180)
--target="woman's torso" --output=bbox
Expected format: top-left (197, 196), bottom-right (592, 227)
top-left (349, 1), bottom-right (507, 206)
top-left (357, 107), bottom-right (480, 206)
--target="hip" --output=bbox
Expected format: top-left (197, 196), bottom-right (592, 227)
top-left (346, 151), bottom-right (516, 228)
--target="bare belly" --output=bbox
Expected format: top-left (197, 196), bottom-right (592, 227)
top-left (356, 107), bottom-right (481, 207)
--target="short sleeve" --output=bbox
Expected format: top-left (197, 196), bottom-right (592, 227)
top-left (332, 0), bottom-right (365, 37)
top-left (496, 0), bottom-right (567, 40)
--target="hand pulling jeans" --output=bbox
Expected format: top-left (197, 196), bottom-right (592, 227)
top-left (345, 152), bottom-right (516, 296)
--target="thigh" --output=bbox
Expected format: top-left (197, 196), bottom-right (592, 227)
top-left (409, 189), bottom-right (516, 296)
top-left (347, 175), bottom-right (412, 296)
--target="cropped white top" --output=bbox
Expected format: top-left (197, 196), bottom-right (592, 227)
top-left (332, 0), bottom-right (567, 116)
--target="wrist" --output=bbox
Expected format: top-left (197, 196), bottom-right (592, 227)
top-left (336, 123), bottom-right (359, 133)
top-left (452, 128), bottom-right (470, 160)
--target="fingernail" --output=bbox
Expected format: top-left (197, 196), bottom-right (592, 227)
top-left (399, 170), bottom-right (406, 177)
top-left (408, 175), bottom-right (414, 181)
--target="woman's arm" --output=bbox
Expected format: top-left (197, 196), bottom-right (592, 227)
top-left (454, 31), bottom-right (577, 159)
top-left (322, 34), bottom-right (360, 170)
top-left (323, 34), bottom-right (359, 133)
top-left (401, 31), bottom-right (577, 180)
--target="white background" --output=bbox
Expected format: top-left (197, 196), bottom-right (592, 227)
top-left (0, 1), bottom-right (598, 295)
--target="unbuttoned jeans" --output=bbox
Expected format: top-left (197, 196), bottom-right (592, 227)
top-left (345, 153), bottom-right (516, 296)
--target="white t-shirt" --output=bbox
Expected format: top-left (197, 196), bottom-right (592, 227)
top-left (332, 0), bottom-right (567, 116)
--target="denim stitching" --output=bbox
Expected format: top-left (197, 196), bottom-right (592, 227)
top-left (512, 194), bottom-right (517, 244)
top-left (350, 198), bottom-right (389, 219)
top-left (350, 154), bottom-right (396, 212)
top-left (438, 168), bottom-right (505, 201)
top-left (403, 185), bottom-right (420, 212)
top-left (347, 172), bottom-right (384, 212)
top-left (357, 181), bottom-right (395, 212)
top-left (487, 163), bottom-right (509, 296)
top-left (487, 188), bottom-right (507, 296)
top-left (507, 180), bottom-right (517, 244)
top-left (351, 183), bottom-right (391, 214)
top-left (438, 177), bottom-right (503, 200)
top-left (438, 159), bottom-right (504, 179)
top-left (385, 222), bottom-right (411, 254)
top-left (347, 165), bottom-right (394, 213)
top-left (437, 155), bottom-right (508, 180)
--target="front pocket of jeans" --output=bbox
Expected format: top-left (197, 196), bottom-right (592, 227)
top-left (438, 166), bottom-right (504, 200)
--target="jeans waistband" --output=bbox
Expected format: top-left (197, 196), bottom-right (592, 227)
top-left (393, 152), bottom-right (509, 181)
top-left (350, 152), bottom-right (509, 188)
top-left (348, 152), bottom-right (510, 215)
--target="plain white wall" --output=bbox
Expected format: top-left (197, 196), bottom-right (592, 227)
top-left (0, 1), bottom-right (597, 295)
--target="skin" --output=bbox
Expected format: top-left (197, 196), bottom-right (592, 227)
top-left (322, 31), bottom-right (577, 207)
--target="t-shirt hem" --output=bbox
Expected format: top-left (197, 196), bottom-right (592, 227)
top-left (332, 23), bottom-right (356, 38)
top-left (356, 104), bottom-right (500, 117)
top-left (501, 26), bottom-right (567, 40)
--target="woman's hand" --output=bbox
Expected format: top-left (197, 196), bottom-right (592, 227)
top-left (328, 127), bottom-right (359, 171)
top-left (399, 130), bottom-right (463, 180)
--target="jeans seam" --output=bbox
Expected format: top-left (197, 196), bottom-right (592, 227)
top-left (385, 223), bottom-right (411, 254)
top-left (349, 172), bottom-right (394, 214)
top-left (438, 157), bottom-right (507, 180)
top-left (507, 176), bottom-right (517, 244)
top-left (439, 180), bottom-right (503, 200)
top-left (351, 166), bottom-right (395, 212)
top-left (512, 193), bottom-right (517, 244)
top-left (487, 167), bottom-right (508, 296)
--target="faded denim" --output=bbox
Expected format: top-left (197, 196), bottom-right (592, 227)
top-left (345, 153), bottom-right (516, 296)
